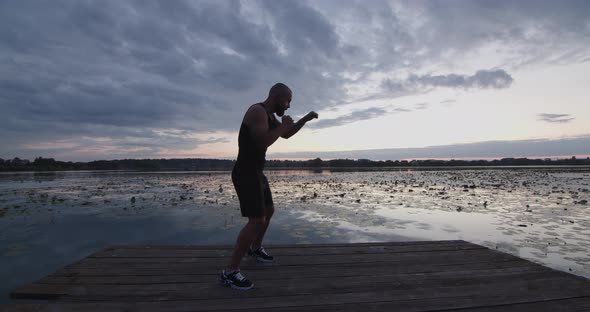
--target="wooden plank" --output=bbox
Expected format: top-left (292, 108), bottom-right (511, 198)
top-left (8, 294), bottom-right (590, 312)
top-left (91, 244), bottom-right (484, 258)
top-left (31, 279), bottom-right (590, 311)
top-left (212, 295), bottom-right (590, 312)
top-left (0, 303), bottom-right (125, 312)
top-left (438, 296), bottom-right (590, 312)
top-left (69, 248), bottom-right (516, 268)
top-left (13, 270), bottom-right (585, 301)
top-left (46, 256), bottom-right (537, 277)
top-left (90, 241), bottom-right (484, 258)
top-left (120, 280), bottom-right (590, 310)
top-left (37, 262), bottom-right (545, 285)
top-left (46, 258), bottom-right (521, 280)
top-left (0, 305), bottom-right (45, 312)
top-left (99, 240), bottom-right (471, 250)
top-left (216, 295), bottom-right (590, 312)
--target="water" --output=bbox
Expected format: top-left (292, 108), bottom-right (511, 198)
top-left (1, 168), bottom-right (589, 304)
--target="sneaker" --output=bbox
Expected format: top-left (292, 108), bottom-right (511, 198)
top-left (220, 270), bottom-right (254, 290)
top-left (248, 246), bottom-right (274, 263)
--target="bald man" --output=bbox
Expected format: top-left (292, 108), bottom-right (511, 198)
top-left (220, 83), bottom-right (318, 290)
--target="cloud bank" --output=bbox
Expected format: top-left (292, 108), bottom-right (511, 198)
top-left (1, 0), bottom-right (589, 160)
top-left (270, 135), bottom-right (590, 160)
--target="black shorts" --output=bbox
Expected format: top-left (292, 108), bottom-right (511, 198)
top-left (232, 169), bottom-right (273, 218)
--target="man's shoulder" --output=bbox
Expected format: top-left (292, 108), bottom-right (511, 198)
top-left (246, 103), bottom-right (264, 114)
top-left (244, 103), bottom-right (267, 125)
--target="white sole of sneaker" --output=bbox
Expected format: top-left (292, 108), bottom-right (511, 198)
top-left (221, 278), bottom-right (254, 290)
top-left (229, 283), bottom-right (254, 290)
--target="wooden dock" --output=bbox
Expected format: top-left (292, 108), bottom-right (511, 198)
top-left (6, 240), bottom-right (590, 311)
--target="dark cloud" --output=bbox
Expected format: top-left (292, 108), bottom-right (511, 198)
top-left (403, 1), bottom-right (590, 68)
top-left (263, 1), bottom-right (342, 59)
top-left (0, 0), bottom-right (348, 159)
top-left (538, 113), bottom-right (575, 123)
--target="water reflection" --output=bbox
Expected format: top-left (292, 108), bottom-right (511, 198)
top-left (266, 169), bottom-right (331, 176)
top-left (32, 172), bottom-right (59, 182)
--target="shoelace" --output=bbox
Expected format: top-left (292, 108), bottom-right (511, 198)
top-left (258, 247), bottom-right (267, 256)
top-left (232, 271), bottom-right (245, 281)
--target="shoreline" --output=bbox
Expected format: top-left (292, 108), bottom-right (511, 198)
top-left (1, 165), bottom-right (590, 174)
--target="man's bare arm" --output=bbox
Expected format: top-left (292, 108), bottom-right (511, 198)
top-left (245, 105), bottom-right (293, 148)
top-left (281, 111), bottom-right (318, 139)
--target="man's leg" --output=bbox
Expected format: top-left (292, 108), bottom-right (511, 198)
top-left (252, 205), bottom-right (274, 250)
top-left (226, 216), bottom-right (266, 271)
top-left (252, 174), bottom-right (274, 250)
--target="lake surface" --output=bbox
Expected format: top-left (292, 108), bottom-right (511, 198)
top-left (1, 168), bottom-right (589, 304)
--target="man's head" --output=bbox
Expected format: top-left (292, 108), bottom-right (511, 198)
top-left (268, 83), bottom-right (292, 117)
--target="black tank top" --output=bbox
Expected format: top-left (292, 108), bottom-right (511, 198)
top-left (234, 103), bottom-right (279, 171)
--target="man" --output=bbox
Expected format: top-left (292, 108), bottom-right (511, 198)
top-left (221, 83), bottom-right (318, 290)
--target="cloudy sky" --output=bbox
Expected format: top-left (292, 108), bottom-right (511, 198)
top-left (1, 0), bottom-right (589, 162)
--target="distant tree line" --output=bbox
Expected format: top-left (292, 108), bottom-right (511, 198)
top-left (265, 157), bottom-right (590, 168)
top-left (1, 156), bottom-right (589, 172)
top-left (0, 157), bottom-right (235, 171)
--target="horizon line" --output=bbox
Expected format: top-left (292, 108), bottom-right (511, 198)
top-left (3, 154), bottom-right (590, 163)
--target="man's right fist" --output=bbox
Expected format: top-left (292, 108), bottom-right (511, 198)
top-left (307, 111), bottom-right (318, 120)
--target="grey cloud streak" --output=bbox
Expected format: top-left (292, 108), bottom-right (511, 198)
top-left (308, 107), bottom-right (388, 129)
top-left (382, 69), bottom-right (513, 94)
top-left (538, 113), bottom-right (575, 123)
top-left (309, 103), bottom-right (429, 129)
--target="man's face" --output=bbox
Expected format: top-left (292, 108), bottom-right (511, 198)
top-left (274, 93), bottom-right (292, 117)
